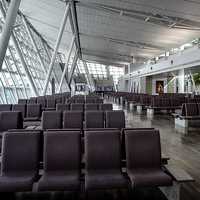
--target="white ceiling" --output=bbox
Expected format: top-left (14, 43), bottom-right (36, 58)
top-left (20, 0), bottom-right (200, 66)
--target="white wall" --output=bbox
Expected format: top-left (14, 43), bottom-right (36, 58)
top-left (123, 46), bottom-right (200, 79)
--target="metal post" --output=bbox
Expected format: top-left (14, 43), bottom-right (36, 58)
top-left (0, 3), bottom-right (39, 96)
top-left (42, 3), bottom-right (70, 95)
top-left (58, 36), bottom-right (75, 93)
top-left (82, 60), bottom-right (95, 91)
top-left (68, 49), bottom-right (78, 85)
top-left (69, 1), bottom-right (81, 57)
top-left (0, 0), bottom-right (21, 71)
top-left (41, 41), bottom-right (60, 86)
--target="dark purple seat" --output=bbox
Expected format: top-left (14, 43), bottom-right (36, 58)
top-left (12, 104), bottom-right (26, 118)
top-left (56, 103), bottom-right (70, 112)
top-left (0, 131), bottom-right (40, 192)
top-left (85, 130), bottom-right (129, 190)
top-left (28, 97), bottom-right (37, 104)
top-left (0, 111), bottom-right (23, 137)
top-left (63, 111), bottom-right (83, 129)
top-left (41, 111), bottom-right (62, 130)
top-left (85, 98), bottom-right (96, 104)
top-left (75, 98), bottom-right (85, 104)
top-left (125, 130), bottom-right (172, 187)
top-left (71, 103), bottom-right (84, 111)
top-left (18, 99), bottom-right (27, 104)
top-left (105, 110), bottom-right (125, 129)
top-left (37, 131), bottom-right (81, 191)
top-left (85, 111), bottom-right (104, 128)
top-left (46, 98), bottom-right (56, 110)
top-left (85, 103), bottom-right (99, 111)
top-left (100, 104), bottom-right (113, 111)
top-left (96, 99), bottom-right (103, 104)
top-left (24, 104), bottom-right (42, 121)
top-left (37, 97), bottom-right (46, 110)
top-left (0, 104), bottom-right (12, 111)
top-left (185, 103), bottom-right (199, 116)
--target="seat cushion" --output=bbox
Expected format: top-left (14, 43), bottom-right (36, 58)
top-left (0, 174), bottom-right (34, 192)
top-left (24, 117), bottom-right (40, 122)
top-left (38, 171), bottom-right (80, 191)
top-left (128, 168), bottom-right (172, 187)
top-left (85, 170), bottom-right (128, 190)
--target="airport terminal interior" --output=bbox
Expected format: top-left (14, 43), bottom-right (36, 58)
top-left (1, 0), bottom-right (200, 199)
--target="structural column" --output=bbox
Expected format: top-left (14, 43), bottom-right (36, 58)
top-left (58, 36), bottom-right (75, 93)
top-left (0, 0), bottom-right (21, 71)
top-left (0, 3), bottom-right (38, 96)
top-left (41, 41), bottom-right (60, 86)
top-left (178, 68), bottom-right (185, 93)
top-left (42, 3), bottom-right (70, 95)
top-left (68, 49), bottom-right (78, 85)
top-left (83, 60), bottom-right (95, 91)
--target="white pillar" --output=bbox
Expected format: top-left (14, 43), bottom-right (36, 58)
top-left (178, 69), bottom-right (185, 93)
top-left (0, 0), bottom-right (21, 71)
top-left (42, 3), bottom-right (70, 95)
top-left (58, 36), bottom-right (75, 93)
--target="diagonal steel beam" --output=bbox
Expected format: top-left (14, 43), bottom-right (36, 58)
top-left (58, 36), bottom-right (75, 93)
top-left (42, 2), bottom-right (70, 95)
top-left (82, 60), bottom-right (95, 91)
top-left (68, 49), bottom-right (78, 85)
top-left (22, 15), bottom-right (47, 73)
top-left (0, 0), bottom-right (21, 71)
top-left (0, 3), bottom-right (39, 96)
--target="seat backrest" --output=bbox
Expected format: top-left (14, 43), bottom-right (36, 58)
top-left (63, 111), bottom-right (83, 129)
top-left (85, 103), bottom-right (99, 111)
top-left (105, 110), bottom-right (125, 129)
top-left (37, 97), bottom-right (46, 109)
top-left (28, 97), bottom-right (37, 104)
top-left (46, 99), bottom-right (56, 109)
top-left (12, 104), bottom-right (26, 118)
top-left (0, 111), bottom-right (23, 132)
top-left (75, 98), bottom-right (85, 104)
top-left (85, 111), bottom-right (104, 128)
top-left (1, 131), bottom-right (40, 176)
top-left (185, 103), bottom-right (199, 116)
top-left (0, 104), bottom-right (12, 111)
top-left (85, 98), bottom-right (96, 104)
top-left (42, 111), bottom-right (62, 130)
top-left (43, 131), bottom-right (81, 172)
top-left (56, 103), bottom-right (70, 112)
top-left (71, 103), bottom-right (84, 111)
top-left (100, 104), bottom-right (113, 111)
top-left (96, 99), bottom-right (103, 104)
top-left (18, 99), bottom-right (27, 104)
top-left (85, 130), bottom-right (121, 171)
top-left (26, 104), bottom-right (41, 118)
top-left (125, 130), bottom-right (161, 170)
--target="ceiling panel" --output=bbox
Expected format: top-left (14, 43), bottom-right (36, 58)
top-left (20, 0), bottom-right (73, 53)
top-left (19, 0), bottom-right (200, 66)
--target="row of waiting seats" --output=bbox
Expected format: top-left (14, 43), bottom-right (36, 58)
top-left (107, 91), bottom-right (200, 110)
top-left (0, 110), bottom-right (125, 148)
top-left (41, 110), bottom-right (124, 130)
top-left (0, 103), bottom-right (113, 121)
top-left (19, 92), bottom-right (71, 107)
top-left (18, 95), bottom-right (103, 110)
top-left (0, 129), bottom-right (172, 192)
top-left (173, 103), bottom-right (200, 119)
